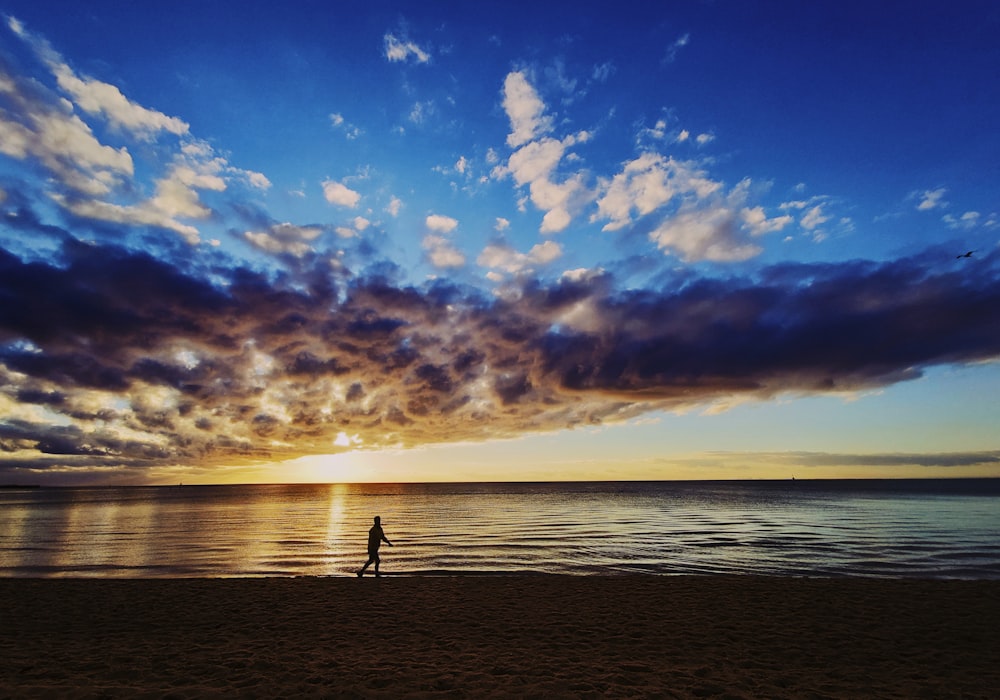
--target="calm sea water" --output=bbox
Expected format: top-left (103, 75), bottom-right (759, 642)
top-left (2, 480), bottom-right (998, 579)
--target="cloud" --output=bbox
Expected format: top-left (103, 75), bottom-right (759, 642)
top-left (426, 214), bottom-right (459, 233)
top-left (322, 179), bottom-right (361, 208)
top-left (386, 196), bottom-right (403, 217)
top-left (742, 206), bottom-right (793, 236)
top-left (800, 204), bottom-right (830, 230)
top-left (11, 16), bottom-right (189, 140)
top-left (46, 144), bottom-right (233, 245)
top-left (50, 193), bottom-right (202, 245)
top-left (50, 65), bottom-right (188, 140)
top-left (916, 187), bottom-right (948, 211)
top-left (496, 75), bottom-right (594, 234)
top-left (502, 71), bottom-right (553, 148)
top-left (592, 153), bottom-right (721, 232)
top-left (329, 112), bottom-right (362, 139)
top-left (244, 223), bottom-right (323, 258)
top-left (592, 62), bottom-right (615, 83)
top-left (943, 211), bottom-right (980, 230)
top-left (662, 33), bottom-right (690, 65)
top-left (506, 138), bottom-right (567, 186)
top-left (532, 174), bottom-right (589, 234)
top-left (244, 171), bottom-right (272, 189)
top-left (649, 206), bottom-right (762, 262)
top-left (766, 450), bottom-right (1000, 469)
top-left (421, 214), bottom-right (462, 266)
top-left (422, 234), bottom-right (465, 268)
top-left (477, 240), bottom-right (563, 276)
top-left (0, 69), bottom-right (134, 196)
top-left (384, 33), bottom-right (431, 64)
top-left (2, 234), bottom-right (998, 478)
top-left (0, 23), bottom-right (271, 246)
top-left (408, 100), bottom-right (434, 124)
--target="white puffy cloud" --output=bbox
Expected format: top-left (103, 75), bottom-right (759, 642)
top-left (597, 170), bottom-right (785, 262)
top-left (506, 138), bottom-right (566, 186)
top-left (51, 64), bottom-right (188, 140)
top-left (495, 217), bottom-right (510, 231)
top-left (943, 211), bottom-right (980, 230)
top-left (917, 187), bottom-right (948, 211)
top-left (149, 164), bottom-right (223, 220)
top-left (322, 179), bottom-right (361, 208)
top-left (386, 196), bottom-right (403, 217)
top-left (244, 223), bottom-right (322, 258)
top-left (423, 234), bottom-right (465, 268)
top-left (530, 174), bottom-right (589, 234)
top-left (477, 240), bottom-right (563, 275)
top-left (649, 206), bottom-right (762, 262)
top-left (502, 71), bottom-right (553, 148)
top-left (1, 21), bottom-right (274, 246)
top-left (12, 17), bottom-right (188, 140)
top-left (332, 216), bottom-right (372, 240)
top-left (330, 112), bottom-right (362, 139)
top-left (384, 33), bottom-right (430, 64)
top-left (742, 206), bottom-right (793, 236)
top-left (640, 119), bottom-right (669, 141)
top-left (496, 75), bottom-right (593, 235)
top-left (800, 204), bottom-right (829, 230)
top-left (243, 170), bottom-right (271, 189)
top-left (593, 153), bottom-right (721, 231)
top-left (426, 213), bottom-right (459, 233)
top-left (0, 70), bottom-right (134, 196)
top-left (50, 193), bottom-right (202, 245)
top-left (49, 141), bottom-right (233, 244)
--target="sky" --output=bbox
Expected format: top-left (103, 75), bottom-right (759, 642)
top-left (1, 1), bottom-right (998, 485)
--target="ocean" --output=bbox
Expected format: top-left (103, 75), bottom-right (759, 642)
top-left (2, 479), bottom-right (998, 579)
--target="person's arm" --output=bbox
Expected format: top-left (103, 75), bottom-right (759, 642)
top-left (383, 532), bottom-right (393, 546)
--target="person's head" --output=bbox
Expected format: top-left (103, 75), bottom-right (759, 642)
top-left (374, 516), bottom-right (381, 524)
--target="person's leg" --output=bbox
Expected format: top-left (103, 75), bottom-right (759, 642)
top-left (374, 552), bottom-right (381, 576)
top-left (358, 555), bottom-right (375, 576)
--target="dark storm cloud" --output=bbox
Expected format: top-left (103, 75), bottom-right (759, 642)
top-left (2, 236), bottom-right (999, 475)
top-left (532, 255), bottom-right (1000, 398)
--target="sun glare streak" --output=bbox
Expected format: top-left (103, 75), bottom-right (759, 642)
top-left (323, 483), bottom-right (349, 574)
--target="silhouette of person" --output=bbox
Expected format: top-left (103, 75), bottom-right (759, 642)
top-left (357, 515), bottom-right (393, 577)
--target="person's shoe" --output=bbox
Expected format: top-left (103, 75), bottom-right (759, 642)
top-left (356, 571), bottom-right (363, 578)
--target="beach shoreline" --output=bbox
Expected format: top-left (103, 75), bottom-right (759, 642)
top-left (3, 575), bottom-right (998, 698)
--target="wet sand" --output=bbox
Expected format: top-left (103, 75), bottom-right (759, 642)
top-left (2, 576), bottom-right (998, 698)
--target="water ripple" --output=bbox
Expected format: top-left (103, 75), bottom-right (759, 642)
top-left (1, 480), bottom-right (998, 578)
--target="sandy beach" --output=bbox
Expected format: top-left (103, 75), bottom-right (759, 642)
top-left (2, 576), bottom-right (998, 698)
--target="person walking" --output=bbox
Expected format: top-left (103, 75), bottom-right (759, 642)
top-left (357, 515), bottom-right (393, 577)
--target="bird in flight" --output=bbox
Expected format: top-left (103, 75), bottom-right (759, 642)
top-left (956, 250), bottom-right (975, 259)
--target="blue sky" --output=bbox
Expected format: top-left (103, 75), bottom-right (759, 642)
top-left (1, 1), bottom-right (998, 484)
